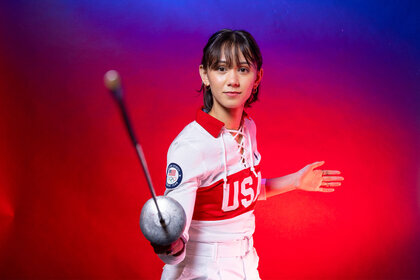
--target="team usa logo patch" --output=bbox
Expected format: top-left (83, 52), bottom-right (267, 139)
top-left (166, 163), bottom-right (183, 189)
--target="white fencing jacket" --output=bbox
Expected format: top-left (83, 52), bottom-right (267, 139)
top-left (159, 108), bottom-right (266, 264)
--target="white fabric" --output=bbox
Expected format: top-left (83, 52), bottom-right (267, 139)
top-left (161, 238), bottom-right (261, 280)
top-left (158, 113), bottom-right (266, 276)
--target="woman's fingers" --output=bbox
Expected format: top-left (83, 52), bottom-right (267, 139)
top-left (319, 187), bottom-right (335, 192)
top-left (317, 168), bottom-right (344, 191)
top-left (322, 176), bottom-right (344, 182)
top-left (310, 161), bottom-right (325, 170)
top-left (322, 170), bottom-right (341, 175)
top-left (321, 182), bottom-right (341, 187)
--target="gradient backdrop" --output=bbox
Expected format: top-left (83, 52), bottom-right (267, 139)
top-left (1, 1), bottom-right (419, 279)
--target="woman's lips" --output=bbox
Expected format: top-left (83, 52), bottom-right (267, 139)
top-left (224, 91), bottom-right (241, 96)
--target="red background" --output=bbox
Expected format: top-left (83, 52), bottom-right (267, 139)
top-left (1, 1), bottom-right (419, 279)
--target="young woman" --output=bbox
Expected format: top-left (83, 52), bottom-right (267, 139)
top-left (152, 29), bottom-right (344, 280)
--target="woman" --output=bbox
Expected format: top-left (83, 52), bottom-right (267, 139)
top-left (153, 29), bottom-right (344, 280)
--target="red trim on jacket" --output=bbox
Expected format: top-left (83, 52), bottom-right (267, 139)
top-left (195, 108), bottom-right (225, 138)
top-left (192, 165), bottom-right (261, 221)
top-left (195, 107), bottom-right (250, 138)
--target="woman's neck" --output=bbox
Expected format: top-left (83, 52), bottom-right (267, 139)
top-left (208, 106), bottom-right (243, 130)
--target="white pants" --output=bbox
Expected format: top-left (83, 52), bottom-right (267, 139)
top-left (161, 237), bottom-right (261, 280)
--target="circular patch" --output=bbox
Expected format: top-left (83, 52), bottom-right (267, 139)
top-left (166, 163), bottom-right (183, 189)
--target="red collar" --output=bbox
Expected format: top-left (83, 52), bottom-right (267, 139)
top-left (195, 108), bottom-right (250, 138)
top-left (196, 108), bottom-right (224, 138)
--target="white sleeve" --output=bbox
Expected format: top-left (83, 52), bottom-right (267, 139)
top-left (158, 139), bottom-right (205, 265)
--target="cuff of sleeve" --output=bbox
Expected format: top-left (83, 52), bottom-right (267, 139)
top-left (258, 178), bottom-right (267, 201)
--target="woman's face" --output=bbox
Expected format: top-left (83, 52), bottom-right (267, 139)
top-left (200, 49), bottom-right (263, 112)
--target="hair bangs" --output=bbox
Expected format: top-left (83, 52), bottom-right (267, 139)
top-left (205, 33), bottom-right (256, 70)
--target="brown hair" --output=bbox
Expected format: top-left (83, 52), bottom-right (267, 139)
top-left (199, 29), bottom-right (263, 111)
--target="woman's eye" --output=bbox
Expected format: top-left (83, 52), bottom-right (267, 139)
top-left (239, 67), bottom-right (249, 73)
top-left (217, 66), bottom-right (226, 72)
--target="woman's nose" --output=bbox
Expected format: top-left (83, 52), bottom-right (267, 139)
top-left (227, 70), bottom-right (240, 87)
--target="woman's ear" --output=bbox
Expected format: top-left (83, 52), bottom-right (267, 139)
top-left (255, 68), bottom-right (264, 87)
top-left (199, 65), bottom-right (209, 86)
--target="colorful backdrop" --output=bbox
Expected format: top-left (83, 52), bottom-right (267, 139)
top-left (1, 1), bottom-right (419, 279)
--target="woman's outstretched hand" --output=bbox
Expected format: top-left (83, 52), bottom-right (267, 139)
top-left (294, 161), bottom-right (344, 192)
